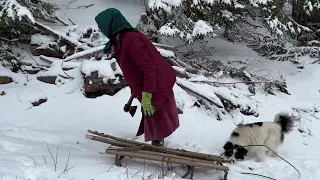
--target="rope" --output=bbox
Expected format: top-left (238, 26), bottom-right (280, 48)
top-left (220, 144), bottom-right (301, 180)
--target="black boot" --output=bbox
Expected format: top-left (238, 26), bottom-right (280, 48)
top-left (151, 139), bottom-right (164, 147)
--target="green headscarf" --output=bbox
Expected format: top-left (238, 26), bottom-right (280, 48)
top-left (95, 8), bottom-right (139, 54)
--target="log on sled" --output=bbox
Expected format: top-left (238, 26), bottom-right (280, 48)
top-left (85, 130), bottom-right (231, 180)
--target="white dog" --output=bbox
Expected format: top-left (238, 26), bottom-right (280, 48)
top-left (223, 112), bottom-right (295, 162)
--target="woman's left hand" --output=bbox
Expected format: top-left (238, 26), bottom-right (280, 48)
top-left (141, 92), bottom-right (155, 118)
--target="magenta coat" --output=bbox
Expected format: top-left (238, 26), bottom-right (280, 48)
top-left (113, 31), bottom-right (180, 142)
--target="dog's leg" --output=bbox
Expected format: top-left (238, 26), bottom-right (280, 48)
top-left (267, 150), bottom-right (278, 157)
top-left (255, 148), bottom-right (266, 162)
top-left (264, 135), bottom-right (280, 157)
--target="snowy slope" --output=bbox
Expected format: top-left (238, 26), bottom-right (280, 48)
top-left (1, 1), bottom-right (320, 180)
top-left (48, 0), bottom-right (145, 27)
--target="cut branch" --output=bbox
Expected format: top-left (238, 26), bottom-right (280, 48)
top-left (106, 149), bottom-right (229, 171)
top-left (86, 130), bottom-right (231, 163)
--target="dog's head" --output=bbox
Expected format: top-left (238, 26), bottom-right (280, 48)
top-left (223, 141), bottom-right (248, 160)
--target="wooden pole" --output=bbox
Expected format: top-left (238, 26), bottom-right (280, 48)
top-left (87, 130), bottom-right (231, 163)
top-left (106, 149), bottom-right (229, 172)
top-left (109, 148), bottom-right (226, 167)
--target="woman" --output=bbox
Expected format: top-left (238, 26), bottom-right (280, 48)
top-left (95, 8), bottom-right (180, 147)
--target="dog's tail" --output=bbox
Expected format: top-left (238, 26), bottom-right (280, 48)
top-left (274, 112), bottom-right (295, 134)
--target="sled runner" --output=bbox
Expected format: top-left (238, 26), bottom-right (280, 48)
top-left (85, 130), bottom-right (231, 179)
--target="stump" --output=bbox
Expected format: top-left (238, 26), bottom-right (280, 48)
top-left (83, 71), bottom-right (127, 98)
top-left (0, 76), bottom-right (13, 84)
top-left (37, 76), bottom-right (57, 84)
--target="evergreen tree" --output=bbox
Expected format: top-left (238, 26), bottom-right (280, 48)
top-left (147, 0), bottom-right (319, 43)
top-left (0, 0), bottom-right (58, 71)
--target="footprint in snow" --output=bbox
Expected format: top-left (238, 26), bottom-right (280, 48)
top-left (0, 141), bottom-right (28, 153)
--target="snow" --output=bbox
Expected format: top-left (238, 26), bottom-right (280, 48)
top-left (192, 20), bottom-right (216, 38)
top-left (2, 1), bottom-right (320, 180)
top-left (159, 23), bottom-right (181, 36)
top-left (80, 59), bottom-right (123, 80)
top-left (35, 21), bottom-right (90, 50)
top-left (30, 34), bottom-right (56, 46)
top-left (157, 48), bottom-right (175, 57)
top-left (17, 89), bottom-right (47, 109)
top-left (148, 0), bottom-right (182, 12)
top-left (63, 45), bottom-right (105, 62)
top-left (1, 0), bottom-right (35, 23)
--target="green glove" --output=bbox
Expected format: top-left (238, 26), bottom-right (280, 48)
top-left (141, 92), bottom-right (155, 118)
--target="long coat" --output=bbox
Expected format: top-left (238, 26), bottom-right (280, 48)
top-left (113, 31), bottom-right (180, 141)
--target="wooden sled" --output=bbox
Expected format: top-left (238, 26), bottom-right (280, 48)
top-left (85, 130), bottom-right (231, 179)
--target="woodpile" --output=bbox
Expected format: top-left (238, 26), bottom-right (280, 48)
top-left (29, 20), bottom-right (193, 99)
top-left (25, 20), bottom-right (283, 119)
top-left (82, 71), bottom-right (127, 98)
top-left (86, 130), bottom-right (231, 179)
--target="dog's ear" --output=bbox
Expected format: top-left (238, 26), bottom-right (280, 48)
top-left (223, 141), bottom-right (234, 157)
top-left (223, 141), bottom-right (233, 150)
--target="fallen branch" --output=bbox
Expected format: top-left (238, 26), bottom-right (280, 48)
top-left (39, 55), bottom-right (55, 64)
top-left (68, 18), bottom-right (76, 25)
top-left (64, 45), bottom-right (104, 62)
top-left (190, 80), bottom-right (271, 85)
top-left (175, 79), bottom-right (224, 109)
top-left (28, 155), bottom-right (38, 166)
top-left (152, 42), bottom-right (177, 51)
top-left (55, 16), bottom-right (69, 26)
top-left (34, 21), bottom-right (90, 50)
top-left (214, 92), bottom-right (258, 116)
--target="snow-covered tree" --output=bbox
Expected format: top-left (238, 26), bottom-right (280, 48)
top-left (0, 0), bottom-right (58, 39)
top-left (0, 0), bottom-right (58, 71)
top-left (147, 0), bottom-right (319, 43)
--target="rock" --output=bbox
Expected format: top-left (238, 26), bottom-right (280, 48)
top-left (0, 91), bottom-right (6, 96)
top-left (297, 66), bottom-right (304, 69)
top-left (31, 98), bottom-right (47, 106)
top-left (26, 69), bottom-right (41, 74)
top-left (83, 71), bottom-right (127, 98)
top-left (37, 76), bottom-right (57, 84)
top-left (0, 76), bottom-right (13, 84)
top-left (17, 90), bottom-right (48, 107)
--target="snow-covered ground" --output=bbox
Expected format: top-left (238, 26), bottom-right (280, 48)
top-left (2, 1), bottom-right (320, 180)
